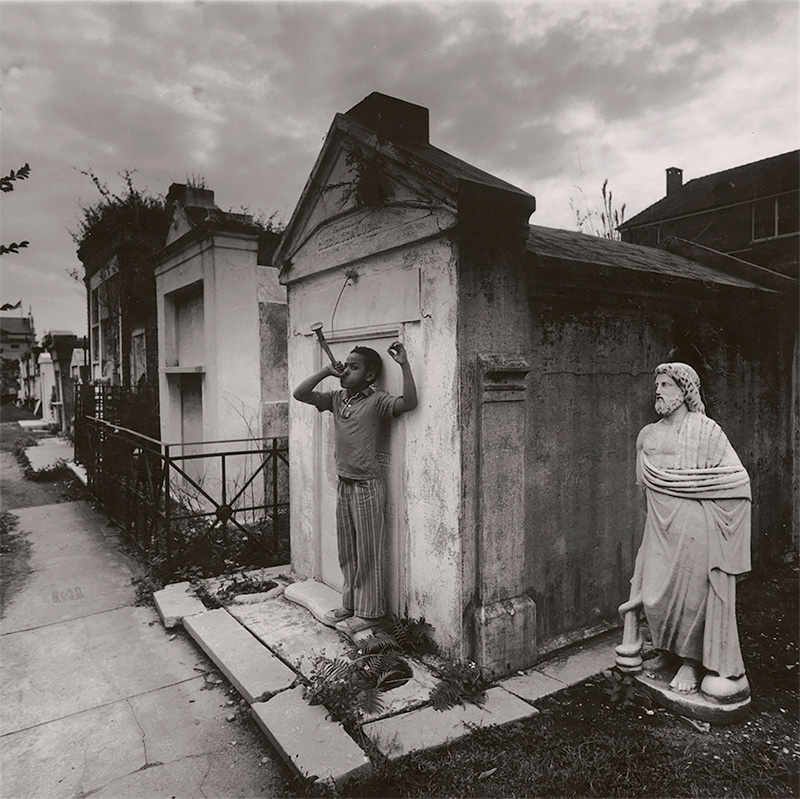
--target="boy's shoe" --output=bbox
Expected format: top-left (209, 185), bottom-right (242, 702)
top-left (322, 607), bottom-right (354, 625)
top-left (335, 615), bottom-right (383, 634)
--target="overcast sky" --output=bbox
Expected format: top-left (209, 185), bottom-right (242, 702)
top-left (1, 0), bottom-right (797, 337)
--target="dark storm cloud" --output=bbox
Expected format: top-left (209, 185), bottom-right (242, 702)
top-left (0, 0), bottom-right (796, 335)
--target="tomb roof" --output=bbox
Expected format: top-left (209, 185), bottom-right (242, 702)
top-left (527, 225), bottom-right (787, 292)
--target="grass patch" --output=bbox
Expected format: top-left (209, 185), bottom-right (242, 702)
top-left (0, 509), bottom-right (32, 616)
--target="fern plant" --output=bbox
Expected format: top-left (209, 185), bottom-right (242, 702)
top-left (304, 655), bottom-right (388, 727)
top-left (429, 659), bottom-right (488, 711)
top-left (304, 613), bottom-right (433, 727)
top-left (305, 612), bottom-right (489, 725)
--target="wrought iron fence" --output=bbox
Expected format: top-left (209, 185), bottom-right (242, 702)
top-left (75, 385), bottom-right (159, 466)
top-left (82, 416), bottom-right (289, 574)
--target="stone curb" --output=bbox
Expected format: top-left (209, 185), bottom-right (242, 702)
top-left (252, 687), bottom-right (371, 789)
top-left (66, 460), bottom-right (88, 486)
top-left (362, 685), bottom-right (539, 760)
top-left (153, 582), bottom-right (207, 628)
top-left (183, 609), bottom-right (296, 703)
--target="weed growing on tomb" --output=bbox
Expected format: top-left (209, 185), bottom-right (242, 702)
top-left (319, 143), bottom-right (392, 211)
top-left (214, 570), bottom-right (278, 603)
top-left (428, 659), bottom-right (488, 711)
top-left (305, 613), bottom-right (493, 734)
top-left (304, 616), bottom-right (430, 729)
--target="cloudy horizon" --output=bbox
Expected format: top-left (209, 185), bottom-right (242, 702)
top-left (1, 0), bottom-right (797, 336)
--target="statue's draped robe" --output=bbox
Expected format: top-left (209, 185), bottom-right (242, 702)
top-left (631, 412), bottom-right (751, 678)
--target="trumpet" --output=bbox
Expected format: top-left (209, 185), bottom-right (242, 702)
top-left (310, 322), bottom-right (341, 370)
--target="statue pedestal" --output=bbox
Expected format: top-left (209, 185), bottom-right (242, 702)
top-left (634, 663), bottom-right (750, 725)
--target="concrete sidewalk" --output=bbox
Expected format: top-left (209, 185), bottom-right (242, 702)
top-left (0, 501), bottom-right (290, 799)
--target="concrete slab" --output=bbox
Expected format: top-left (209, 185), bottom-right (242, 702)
top-left (500, 670), bottom-right (568, 703)
top-left (183, 609), bottom-right (296, 703)
top-left (228, 595), bottom-right (349, 678)
top-left (363, 686), bottom-right (538, 760)
top-left (75, 500), bottom-right (129, 541)
top-left (0, 692), bottom-right (144, 799)
top-left (228, 585), bottom-right (285, 604)
top-left (252, 686), bottom-right (371, 789)
top-left (535, 631), bottom-right (619, 686)
top-left (1, 605), bottom-right (203, 735)
top-left (126, 678), bottom-right (257, 764)
top-left (284, 578), bottom-right (344, 626)
top-left (31, 435), bottom-right (63, 445)
top-left (17, 419), bottom-right (50, 430)
top-left (24, 442), bottom-right (74, 472)
top-left (154, 581), bottom-right (207, 628)
top-left (84, 748), bottom-right (282, 799)
top-left (231, 596), bottom-right (441, 721)
top-left (1, 503), bottom-right (139, 634)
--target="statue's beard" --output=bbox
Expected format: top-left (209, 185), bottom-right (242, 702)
top-left (655, 394), bottom-right (685, 417)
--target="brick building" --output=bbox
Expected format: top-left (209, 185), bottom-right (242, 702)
top-left (619, 150), bottom-right (799, 278)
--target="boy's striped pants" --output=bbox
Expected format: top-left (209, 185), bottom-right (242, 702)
top-left (336, 477), bottom-right (386, 619)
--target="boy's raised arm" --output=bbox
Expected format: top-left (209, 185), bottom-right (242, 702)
top-left (388, 342), bottom-right (417, 415)
top-left (294, 364), bottom-right (342, 404)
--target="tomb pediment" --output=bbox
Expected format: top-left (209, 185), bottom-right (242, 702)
top-left (276, 94), bottom-right (535, 285)
top-left (276, 116), bottom-right (459, 284)
top-left (165, 203), bottom-right (195, 248)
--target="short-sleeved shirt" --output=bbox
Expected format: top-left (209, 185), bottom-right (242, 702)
top-left (309, 387), bottom-right (398, 480)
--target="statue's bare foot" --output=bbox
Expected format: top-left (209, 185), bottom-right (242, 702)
top-left (670, 660), bottom-right (702, 693)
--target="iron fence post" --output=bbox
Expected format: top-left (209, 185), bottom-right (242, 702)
top-left (221, 453), bottom-right (227, 547)
top-left (272, 438), bottom-right (279, 535)
top-left (164, 443), bottom-right (172, 565)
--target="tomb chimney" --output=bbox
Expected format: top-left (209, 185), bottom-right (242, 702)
top-left (165, 183), bottom-right (216, 210)
top-left (345, 92), bottom-right (429, 146)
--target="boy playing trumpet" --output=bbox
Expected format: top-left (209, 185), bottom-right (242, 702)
top-left (293, 341), bottom-right (417, 634)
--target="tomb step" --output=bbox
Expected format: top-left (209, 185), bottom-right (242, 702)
top-left (362, 686), bottom-right (539, 760)
top-left (284, 579), bottom-right (344, 626)
top-left (252, 686), bottom-right (371, 790)
top-left (153, 581), bottom-right (207, 628)
top-left (183, 609), bottom-right (296, 703)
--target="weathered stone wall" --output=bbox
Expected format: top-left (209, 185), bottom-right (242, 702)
top-left (459, 240), bottom-right (796, 668)
top-left (285, 231), bottom-right (465, 655)
top-left (677, 292), bottom-right (796, 563)
top-left (258, 265), bottom-right (288, 437)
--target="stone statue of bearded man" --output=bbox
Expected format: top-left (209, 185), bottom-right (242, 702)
top-left (618, 363), bottom-right (751, 713)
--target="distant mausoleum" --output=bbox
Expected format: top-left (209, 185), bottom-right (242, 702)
top-left (153, 183), bottom-right (287, 451)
